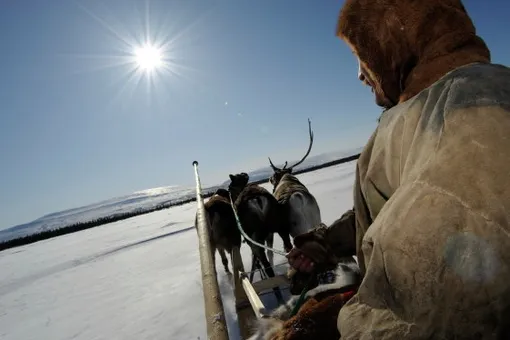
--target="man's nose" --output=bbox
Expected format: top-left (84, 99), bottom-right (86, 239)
top-left (358, 72), bottom-right (366, 82)
top-left (357, 59), bottom-right (365, 81)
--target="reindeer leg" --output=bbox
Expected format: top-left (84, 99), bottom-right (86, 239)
top-left (266, 233), bottom-right (275, 267)
top-left (249, 252), bottom-right (257, 282)
top-left (218, 248), bottom-right (230, 273)
top-left (255, 259), bottom-right (268, 280)
top-left (251, 233), bottom-right (277, 278)
top-left (278, 231), bottom-right (293, 253)
top-left (210, 243), bottom-right (218, 274)
top-left (250, 257), bottom-right (268, 282)
top-left (251, 239), bottom-right (285, 305)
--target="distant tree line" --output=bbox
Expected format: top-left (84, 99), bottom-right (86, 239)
top-left (0, 153), bottom-right (360, 252)
top-left (0, 195), bottom-right (208, 252)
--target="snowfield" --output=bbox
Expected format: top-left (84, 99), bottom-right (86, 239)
top-left (0, 162), bottom-right (356, 340)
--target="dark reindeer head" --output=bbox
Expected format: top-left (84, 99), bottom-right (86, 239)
top-left (228, 172), bottom-right (250, 200)
top-left (268, 119), bottom-right (314, 190)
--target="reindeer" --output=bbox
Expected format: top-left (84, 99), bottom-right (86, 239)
top-left (195, 188), bottom-right (241, 274)
top-left (268, 119), bottom-right (322, 239)
top-left (228, 172), bottom-right (293, 285)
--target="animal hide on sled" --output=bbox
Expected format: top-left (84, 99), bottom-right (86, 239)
top-left (248, 259), bottom-right (361, 340)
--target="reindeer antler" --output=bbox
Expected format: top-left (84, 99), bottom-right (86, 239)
top-left (268, 119), bottom-right (314, 172)
top-left (268, 157), bottom-right (279, 171)
top-left (287, 118), bottom-right (314, 170)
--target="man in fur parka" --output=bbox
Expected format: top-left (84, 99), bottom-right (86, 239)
top-left (287, 0), bottom-right (510, 339)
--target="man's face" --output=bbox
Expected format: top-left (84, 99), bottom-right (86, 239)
top-left (357, 58), bottom-right (373, 92)
top-left (357, 58), bottom-right (394, 109)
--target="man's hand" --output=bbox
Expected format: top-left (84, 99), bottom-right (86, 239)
top-left (286, 223), bottom-right (339, 273)
top-left (287, 247), bottom-right (315, 273)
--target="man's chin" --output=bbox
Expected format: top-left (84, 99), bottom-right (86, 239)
top-left (375, 93), bottom-right (395, 110)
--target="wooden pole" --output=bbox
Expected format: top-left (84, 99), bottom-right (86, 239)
top-left (192, 161), bottom-right (230, 340)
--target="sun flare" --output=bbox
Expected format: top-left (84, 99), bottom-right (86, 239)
top-left (134, 45), bottom-right (163, 71)
top-left (72, 0), bottom-right (198, 105)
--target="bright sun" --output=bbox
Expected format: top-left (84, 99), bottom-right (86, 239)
top-left (134, 45), bottom-right (163, 71)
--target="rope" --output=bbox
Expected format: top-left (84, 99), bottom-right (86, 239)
top-left (243, 261), bottom-right (289, 277)
top-left (228, 190), bottom-right (313, 315)
top-left (228, 192), bottom-right (288, 257)
top-left (289, 279), bottom-right (312, 317)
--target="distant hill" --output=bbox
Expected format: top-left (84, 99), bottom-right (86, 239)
top-left (0, 147), bottom-right (362, 243)
top-left (220, 147), bottom-right (364, 185)
top-left (0, 185), bottom-right (217, 243)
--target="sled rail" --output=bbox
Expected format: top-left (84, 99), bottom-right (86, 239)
top-left (230, 246), bottom-right (292, 338)
top-left (192, 161), bottom-right (230, 340)
top-left (240, 272), bottom-right (268, 319)
top-left (252, 274), bottom-right (289, 294)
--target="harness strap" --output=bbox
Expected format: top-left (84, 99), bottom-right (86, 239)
top-left (289, 273), bottom-right (317, 317)
top-left (228, 191), bottom-right (288, 257)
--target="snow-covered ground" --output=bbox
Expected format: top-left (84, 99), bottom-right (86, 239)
top-left (0, 162), bottom-right (356, 340)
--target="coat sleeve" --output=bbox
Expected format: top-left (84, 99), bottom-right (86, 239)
top-left (325, 209), bottom-right (357, 258)
top-left (338, 179), bottom-right (510, 339)
top-left (292, 209), bottom-right (357, 272)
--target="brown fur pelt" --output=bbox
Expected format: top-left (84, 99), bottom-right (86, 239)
top-left (234, 184), bottom-right (276, 206)
top-left (249, 259), bottom-right (361, 340)
top-left (273, 173), bottom-right (310, 205)
top-left (204, 191), bottom-right (231, 210)
top-left (253, 289), bottom-right (356, 340)
top-left (336, 0), bottom-right (490, 106)
top-left (200, 190), bottom-right (241, 253)
top-left (203, 191), bottom-right (234, 231)
top-left (233, 183), bottom-right (284, 236)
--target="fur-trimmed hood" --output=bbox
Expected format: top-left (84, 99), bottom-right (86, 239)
top-left (336, 0), bottom-right (490, 107)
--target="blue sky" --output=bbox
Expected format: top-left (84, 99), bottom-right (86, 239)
top-left (0, 0), bottom-right (508, 229)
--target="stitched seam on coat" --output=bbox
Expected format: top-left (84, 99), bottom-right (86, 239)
top-left (413, 180), bottom-right (503, 232)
